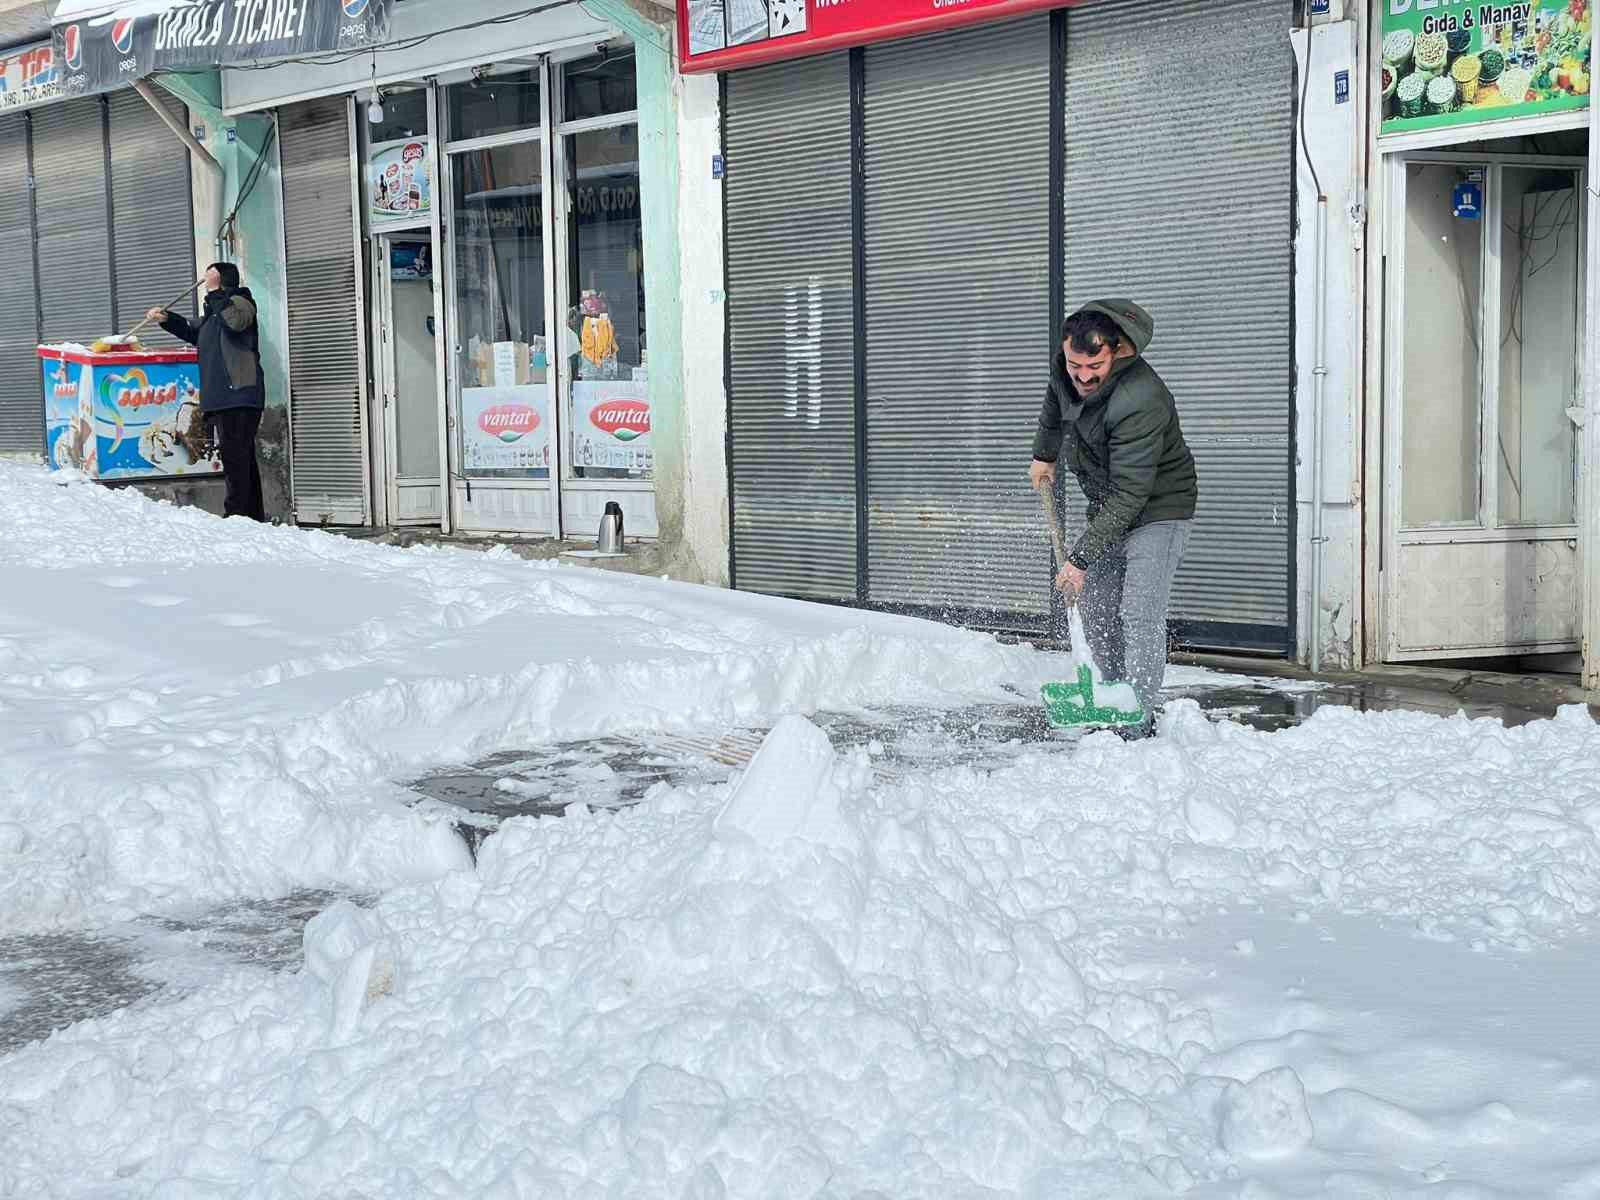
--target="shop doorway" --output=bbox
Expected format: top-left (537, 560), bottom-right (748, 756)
top-left (441, 48), bottom-right (656, 540)
top-left (1382, 153), bottom-right (1586, 659)
top-left (373, 233), bottom-right (445, 524)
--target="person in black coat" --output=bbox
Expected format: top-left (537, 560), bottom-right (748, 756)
top-left (148, 262), bottom-right (266, 521)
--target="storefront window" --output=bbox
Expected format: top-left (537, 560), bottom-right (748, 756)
top-left (1497, 166), bottom-right (1580, 527)
top-left (452, 142), bottom-right (550, 478)
top-left (448, 67), bottom-right (541, 142)
top-left (563, 48), bottom-right (637, 121)
top-left (369, 87), bottom-right (428, 145)
top-left (564, 123), bottom-right (649, 480)
top-left (1402, 162), bottom-right (1482, 527)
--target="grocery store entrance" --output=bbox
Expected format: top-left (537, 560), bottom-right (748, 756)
top-left (373, 233), bottom-right (445, 525)
top-left (1380, 148), bottom-right (1587, 660)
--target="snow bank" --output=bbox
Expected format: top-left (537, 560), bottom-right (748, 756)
top-left (10, 461), bottom-right (1600, 1195)
top-left (0, 462), bottom-right (1032, 930)
top-left (6, 693), bottom-right (1600, 1194)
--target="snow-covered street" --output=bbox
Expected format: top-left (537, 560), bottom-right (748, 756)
top-left (4, 461), bottom-right (1600, 1197)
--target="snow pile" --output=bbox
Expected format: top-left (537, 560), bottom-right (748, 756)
top-left (8, 460), bottom-right (1600, 1195)
top-left (0, 462), bottom-right (1031, 930)
top-left (6, 698), bottom-right (1600, 1194)
top-left (713, 714), bottom-right (863, 850)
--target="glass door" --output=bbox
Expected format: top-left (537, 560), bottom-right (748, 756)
top-left (553, 47), bottom-right (658, 539)
top-left (375, 233), bottom-right (443, 523)
top-left (439, 46), bottom-right (652, 539)
top-left (444, 64), bottom-right (559, 535)
top-left (363, 85), bottom-right (444, 527)
top-left (1383, 155), bottom-right (1586, 658)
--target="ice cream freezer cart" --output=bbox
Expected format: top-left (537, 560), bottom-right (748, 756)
top-left (37, 344), bottom-right (220, 480)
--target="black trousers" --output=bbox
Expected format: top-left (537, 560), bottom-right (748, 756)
top-left (211, 407), bottom-right (265, 521)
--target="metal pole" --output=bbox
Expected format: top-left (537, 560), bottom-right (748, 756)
top-left (1311, 193), bottom-right (1328, 674)
top-left (132, 78), bottom-right (228, 261)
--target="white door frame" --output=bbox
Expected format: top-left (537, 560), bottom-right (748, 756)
top-left (1380, 150), bottom-right (1587, 660)
top-left (1584, 26), bottom-right (1600, 689)
top-left (371, 226), bottom-right (445, 526)
top-left (549, 81), bottom-right (657, 539)
top-left (441, 58), bottom-right (562, 536)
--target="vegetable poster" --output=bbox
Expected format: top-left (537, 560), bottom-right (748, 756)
top-left (1381, 1), bottom-right (1591, 136)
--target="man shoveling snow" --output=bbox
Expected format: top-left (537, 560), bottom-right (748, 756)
top-left (1029, 300), bottom-right (1198, 740)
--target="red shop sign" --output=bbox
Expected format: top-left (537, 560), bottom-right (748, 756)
top-left (677, 0), bottom-right (1071, 74)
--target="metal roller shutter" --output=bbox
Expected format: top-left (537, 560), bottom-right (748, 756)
top-left (0, 113), bottom-right (41, 456)
top-left (108, 88), bottom-right (196, 346)
top-left (33, 97), bottom-right (112, 345)
top-left (280, 97), bottom-right (369, 526)
top-left (1063, 0), bottom-right (1293, 645)
top-left (861, 17), bottom-right (1052, 616)
top-left (725, 54), bottom-right (857, 600)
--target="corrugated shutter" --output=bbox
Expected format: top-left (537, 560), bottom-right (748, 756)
top-left (108, 88), bottom-right (196, 345)
top-left (33, 97), bottom-right (112, 345)
top-left (0, 113), bottom-right (41, 456)
top-left (1063, 0), bottom-right (1293, 641)
top-left (280, 97), bottom-right (369, 526)
top-left (725, 54), bottom-right (857, 600)
top-left (862, 18), bottom-right (1052, 615)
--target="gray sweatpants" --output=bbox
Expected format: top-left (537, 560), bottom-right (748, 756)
top-left (1070, 520), bottom-right (1192, 729)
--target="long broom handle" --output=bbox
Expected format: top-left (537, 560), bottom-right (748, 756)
top-left (1035, 478), bottom-right (1071, 571)
top-left (122, 274), bottom-right (208, 339)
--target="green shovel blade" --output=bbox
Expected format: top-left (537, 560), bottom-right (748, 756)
top-left (1040, 664), bottom-right (1146, 728)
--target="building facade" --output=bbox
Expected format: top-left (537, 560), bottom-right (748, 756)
top-left (8, 0), bottom-right (1600, 688)
top-left (673, 0), bottom-right (1600, 686)
top-left (682, 0), bottom-right (1300, 653)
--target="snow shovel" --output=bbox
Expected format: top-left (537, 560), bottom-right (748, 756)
top-left (1035, 481), bottom-right (1146, 730)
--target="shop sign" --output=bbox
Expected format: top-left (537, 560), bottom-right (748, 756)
top-left (0, 41), bottom-right (61, 113)
top-left (678, 0), bottom-right (1071, 73)
top-left (461, 386), bottom-right (550, 472)
top-left (51, 0), bottom-right (393, 98)
top-left (1380, 0), bottom-right (1591, 137)
top-left (573, 381), bottom-right (653, 472)
top-left (370, 137), bottom-right (432, 222)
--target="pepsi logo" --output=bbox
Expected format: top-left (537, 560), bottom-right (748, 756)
top-left (111, 17), bottom-right (135, 55)
top-left (62, 24), bottom-right (81, 70)
top-left (341, 0), bottom-right (371, 17)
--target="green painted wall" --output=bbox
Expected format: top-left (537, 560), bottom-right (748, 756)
top-left (158, 72), bottom-right (292, 521)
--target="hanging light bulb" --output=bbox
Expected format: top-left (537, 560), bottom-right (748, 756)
top-left (367, 91), bottom-right (385, 124)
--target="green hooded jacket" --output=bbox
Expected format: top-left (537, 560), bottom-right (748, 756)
top-left (1032, 299), bottom-right (1198, 568)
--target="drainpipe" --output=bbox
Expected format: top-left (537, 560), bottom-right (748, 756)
top-left (133, 78), bottom-right (228, 261)
top-left (1310, 194), bottom-right (1329, 674)
top-left (1297, 20), bottom-right (1330, 675)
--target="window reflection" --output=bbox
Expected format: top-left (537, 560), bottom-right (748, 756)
top-left (565, 124), bottom-right (650, 480)
top-left (453, 142), bottom-right (551, 478)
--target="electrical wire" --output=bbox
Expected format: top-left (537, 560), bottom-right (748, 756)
top-left (1296, 0), bottom-right (1324, 202)
top-left (213, 117), bottom-right (278, 249)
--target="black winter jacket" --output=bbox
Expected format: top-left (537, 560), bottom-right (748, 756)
top-left (160, 287), bottom-right (263, 414)
top-left (1033, 299), bottom-right (1198, 568)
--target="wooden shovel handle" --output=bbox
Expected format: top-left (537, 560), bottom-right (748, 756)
top-left (1035, 480), bottom-right (1071, 570)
